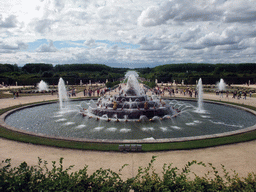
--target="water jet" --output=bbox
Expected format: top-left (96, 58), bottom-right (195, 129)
top-left (37, 80), bottom-right (49, 92)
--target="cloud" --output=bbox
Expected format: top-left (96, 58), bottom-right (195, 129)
top-left (0, 41), bottom-right (27, 53)
top-left (0, 15), bottom-right (18, 28)
top-left (33, 19), bottom-right (54, 34)
top-left (137, 37), bottom-right (170, 50)
top-left (1, 0), bottom-right (256, 67)
top-left (53, 0), bottom-right (65, 12)
top-left (223, 1), bottom-right (256, 23)
top-left (137, 0), bottom-right (223, 27)
top-left (184, 26), bottom-right (241, 50)
top-left (84, 39), bottom-right (96, 47)
top-left (137, 2), bottom-right (177, 27)
top-left (178, 25), bottom-right (202, 42)
top-left (36, 40), bottom-right (57, 52)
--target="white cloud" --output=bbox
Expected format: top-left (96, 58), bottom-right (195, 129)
top-left (137, 0), bottom-right (223, 27)
top-left (36, 40), bottom-right (57, 52)
top-left (0, 40), bottom-right (27, 53)
top-left (137, 37), bottom-right (170, 50)
top-left (84, 39), bottom-right (96, 47)
top-left (178, 25), bottom-right (202, 42)
top-left (1, 0), bottom-right (256, 66)
top-left (0, 15), bottom-right (18, 28)
top-left (223, 0), bottom-right (256, 23)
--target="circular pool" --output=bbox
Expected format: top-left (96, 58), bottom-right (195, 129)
top-left (3, 99), bottom-right (256, 142)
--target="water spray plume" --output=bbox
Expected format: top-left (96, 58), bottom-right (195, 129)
top-left (58, 78), bottom-right (69, 109)
top-left (37, 80), bottom-right (49, 92)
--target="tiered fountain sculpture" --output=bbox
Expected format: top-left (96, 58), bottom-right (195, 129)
top-left (80, 72), bottom-right (177, 121)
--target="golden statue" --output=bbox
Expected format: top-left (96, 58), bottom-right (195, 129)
top-left (113, 101), bottom-right (118, 110)
top-left (144, 101), bottom-right (149, 110)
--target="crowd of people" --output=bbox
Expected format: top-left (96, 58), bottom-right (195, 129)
top-left (148, 86), bottom-right (199, 98)
top-left (10, 83), bottom-right (254, 101)
top-left (216, 90), bottom-right (252, 100)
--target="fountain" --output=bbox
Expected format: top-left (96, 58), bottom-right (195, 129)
top-left (3, 73), bottom-right (256, 142)
top-left (196, 78), bottom-right (204, 112)
top-left (81, 72), bottom-right (176, 121)
top-left (217, 79), bottom-right (226, 91)
top-left (37, 80), bottom-right (49, 92)
top-left (58, 78), bottom-right (69, 109)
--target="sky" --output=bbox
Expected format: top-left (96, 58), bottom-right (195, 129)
top-left (1, 0), bottom-right (256, 68)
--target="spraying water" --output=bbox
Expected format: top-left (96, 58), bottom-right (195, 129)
top-left (37, 80), bottom-right (49, 92)
top-left (217, 79), bottom-right (226, 91)
top-left (58, 78), bottom-right (69, 109)
top-left (123, 71), bottom-right (143, 96)
top-left (197, 78), bottom-right (204, 112)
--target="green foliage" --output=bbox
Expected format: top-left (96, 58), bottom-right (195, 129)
top-left (0, 157), bottom-right (129, 191)
top-left (1, 63), bottom-right (256, 86)
top-left (42, 71), bottom-right (54, 77)
top-left (1, 156), bottom-right (256, 191)
top-left (143, 81), bottom-right (156, 88)
top-left (22, 63), bottom-right (53, 74)
top-left (136, 63), bottom-right (256, 84)
top-left (54, 63), bottom-right (111, 72)
top-left (0, 64), bottom-right (19, 73)
top-left (106, 81), bottom-right (120, 88)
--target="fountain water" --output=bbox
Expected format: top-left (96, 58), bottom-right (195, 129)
top-left (217, 79), bottom-right (226, 91)
top-left (123, 72), bottom-right (144, 96)
top-left (196, 78), bottom-right (204, 112)
top-left (81, 71), bottom-right (176, 121)
top-left (37, 80), bottom-right (49, 92)
top-left (58, 78), bottom-right (69, 109)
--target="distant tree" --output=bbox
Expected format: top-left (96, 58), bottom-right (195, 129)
top-left (42, 71), bottom-right (54, 77)
top-left (0, 64), bottom-right (19, 73)
top-left (22, 63), bottom-right (53, 73)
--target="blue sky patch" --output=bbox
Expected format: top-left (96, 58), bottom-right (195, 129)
top-left (27, 39), bottom-right (139, 52)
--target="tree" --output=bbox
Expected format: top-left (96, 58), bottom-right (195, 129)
top-left (22, 63), bottom-right (53, 73)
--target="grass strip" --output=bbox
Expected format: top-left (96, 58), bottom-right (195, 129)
top-left (142, 130), bottom-right (256, 151)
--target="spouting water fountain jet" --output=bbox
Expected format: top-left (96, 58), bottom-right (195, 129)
top-left (58, 78), bottom-right (69, 110)
top-left (37, 80), bottom-right (49, 92)
top-left (196, 78), bottom-right (204, 112)
top-left (217, 79), bottom-right (226, 91)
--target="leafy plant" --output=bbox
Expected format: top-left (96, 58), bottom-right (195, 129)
top-left (1, 156), bottom-right (256, 191)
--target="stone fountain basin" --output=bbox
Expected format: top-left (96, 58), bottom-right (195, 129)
top-left (1, 99), bottom-right (256, 143)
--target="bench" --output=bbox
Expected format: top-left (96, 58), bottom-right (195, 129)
top-left (118, 144), bottom-right (142, 152)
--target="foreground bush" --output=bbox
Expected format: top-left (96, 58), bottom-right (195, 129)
top-left (1, 156), bottom-right (256, 191)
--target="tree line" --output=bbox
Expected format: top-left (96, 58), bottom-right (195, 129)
top-left (0, 63), bottom-right (255, 86)
top-left (136, 63), bottom-right (256, 85)
top-left (0, 63), bottom-right (128, 86)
